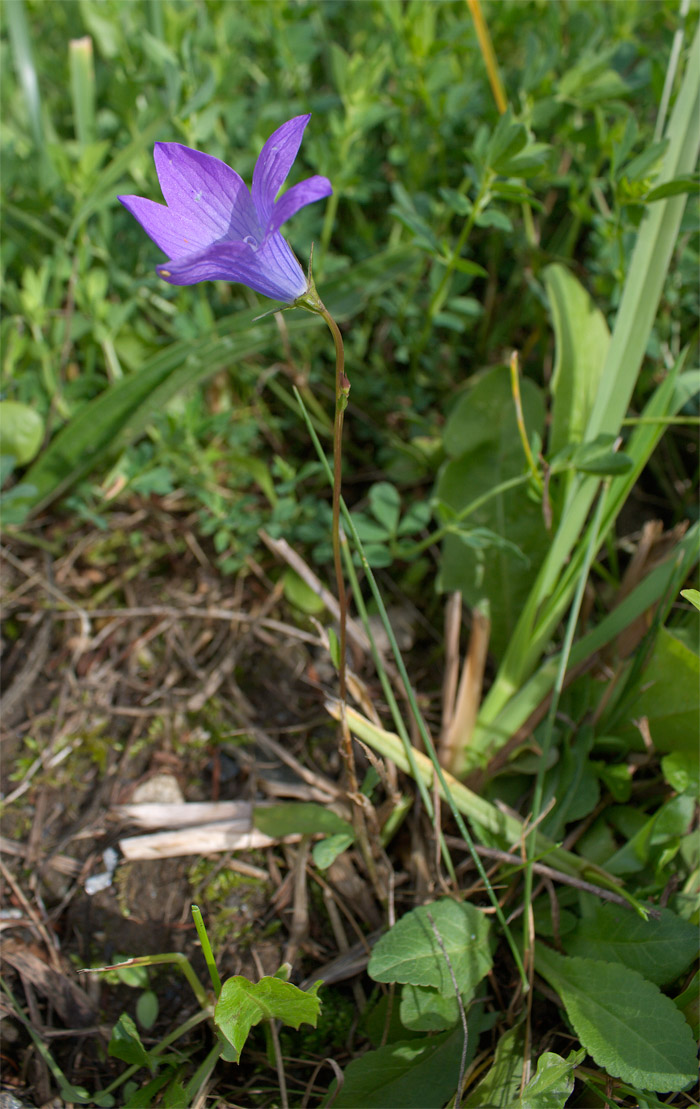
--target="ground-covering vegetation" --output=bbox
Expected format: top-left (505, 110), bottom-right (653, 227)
top-left (1, 0), bottom-right (699, 1105)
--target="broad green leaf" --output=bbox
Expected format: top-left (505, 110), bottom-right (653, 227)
top-left (519, 1050), bottom-right (584, 1109)
top-left (680, 587), bottom-right (700, 612)
top-left (620, 627), bottom-right (700, 754)
top-left (368, 899), bottom-right (492, 998)
top-left (108, 1013), bottom-right (151, 1069)
top-left (253, 802), bottom-right (353, 840)
top-left (214, 976), bottom-right (321, 1064)
top-left (329, 1026), bottom-right (468, 1109)
top-left (540, 724), bottom-right (599, 840)
top-left (0, 401), bottom-right (44, 465)
top-left (534, 947), bottom-right (698, 1092)
top-left (400, 983), bottom-right (461, 1031)
top-left (564, 904), bottom-right (698, 986)
top-left (472, 459), bottom-right (699, 772)
top-left (436, 365), bottom-right (547, 659)
top-left (544, 264), bottom-right (610, 459)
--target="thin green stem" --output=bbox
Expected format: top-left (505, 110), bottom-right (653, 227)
top-left (192, 904), bottom-right (222, 998)
top-left (340, 530), bottom-right (458, 885)
top-left (299, 292), bottom-right (380, 891)
top-left (315, 304), bottom-right (365, 814)
top-left (509, 350), bottom-right (542, 491)
top-left (85, 952), bottom-right (210, 1011)
top-left (400, 471), bottom-right (531, 558)
top-left (295, 386), bottom-right (528, 987)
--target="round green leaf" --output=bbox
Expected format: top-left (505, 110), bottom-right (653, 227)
top-left (0, 401), bottom-right (44, 465)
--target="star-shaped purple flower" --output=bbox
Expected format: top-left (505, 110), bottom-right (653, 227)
top-left (118, 115), bottom-right (332, 304)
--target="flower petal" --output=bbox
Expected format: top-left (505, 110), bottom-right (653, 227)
top-left (154, 143), bottom-right (260, 243)
top-left (267, 175), bottom-right (333, 235)
top-left (156, 232), bottom-right (307, 303)
top-left (252, 115), bottom-right (310, 224)
top-left (118, 194), bottom-right (215, 260)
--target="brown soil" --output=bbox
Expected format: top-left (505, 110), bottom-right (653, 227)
top-left (0, 500), bottom-right (391, 1106)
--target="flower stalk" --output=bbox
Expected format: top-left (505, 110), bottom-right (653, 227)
top-left (296, 282), bottom-right (363, 807)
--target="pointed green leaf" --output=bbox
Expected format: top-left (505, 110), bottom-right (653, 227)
top-left (108, 1013), bottom-right (151, 1069)
top-left (330, 1026), bottom-right (469, 1109)
top-left (253, 802), bottom-right (353, 839)
top-left (519, 1050), bottom-right (584, 1109)
top-left (215, 976), bottom-right (321, 1063)
top-left (535, 947), bottom-right (697, 1092)
top-left (437, 364), bottom-right (547, 658)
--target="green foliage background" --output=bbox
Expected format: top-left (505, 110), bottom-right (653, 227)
top-left (1, 1), bottom-right (698, 1105)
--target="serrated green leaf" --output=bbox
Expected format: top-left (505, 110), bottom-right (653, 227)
top-left (534, 947), bottom-right (697, 1092)
top-left (217, 976), bottom-right (321, 1063)
top-left (368, 899), bottom-right (492, 998)
top-left (519, 1049), bottom-right (584, 1109)
top-left (253, 802), bottom-right (353, 840)
top-left (108, 1013), bottom-right (151, 1069)
top-left (563, 904), bottom-right (698, 986)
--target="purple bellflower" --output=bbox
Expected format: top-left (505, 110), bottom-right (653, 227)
top-left (118, 115), bottom-right (332, 304)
